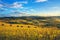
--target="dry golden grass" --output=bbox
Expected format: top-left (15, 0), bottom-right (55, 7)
top-left (0, 21), bottom-right (60, 40)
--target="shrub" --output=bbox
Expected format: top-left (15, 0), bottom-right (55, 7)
top-left (1, 24), bottom-right (4, 26)
top-left (10, 24), bottom-right (12, 26)
top-left (28, 26), bottom-right (30, 28)
top-left (21, 26), bottom-right (23, 27)
top-left (34, 27), bottom-right (37, 28)
top-left (17, 25), bottom-right (19, 27)
top-left (57, 24), bottom-right (60, 28)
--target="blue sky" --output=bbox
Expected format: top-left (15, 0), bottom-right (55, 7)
top-left (0, 0), bottom-right (60, 17)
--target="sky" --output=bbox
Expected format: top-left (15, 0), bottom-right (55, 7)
top-left (0, 0), bottom-right (60, 17)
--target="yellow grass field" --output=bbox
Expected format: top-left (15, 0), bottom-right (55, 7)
top-left (0, 21), bottom-right (60, 40)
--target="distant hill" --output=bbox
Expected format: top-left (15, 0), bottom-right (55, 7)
top-left (0, 16), bottom-right (60, 19)
top-left (0, 16), bottom-right (60, 28)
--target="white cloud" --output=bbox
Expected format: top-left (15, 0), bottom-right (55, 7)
top-left (10, 1), bottom-right (28, 8)
top-left (51, 6), bottom-right (60, 9)
top-left (10, 12), bottom-right (32, 17)
top-left (36, 0), bottom-right (48, 2)
top-left (18, 1), bottom-right (28, 4)
top-left (11, 2), bottom-right (23, 8)
top-left (30, 9), bottom-right (35, 11)
top-left (0, 4), bottom-right (3, 7)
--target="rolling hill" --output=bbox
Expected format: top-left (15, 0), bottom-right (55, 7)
top-left (0, 16), bottom-right (60, 28)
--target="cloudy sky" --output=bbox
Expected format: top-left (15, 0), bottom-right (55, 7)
top-left (0, 0), bottom-right (60, 17)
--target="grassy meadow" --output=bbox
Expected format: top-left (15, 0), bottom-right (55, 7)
top-left (0, 17), bottom-right (60, 40)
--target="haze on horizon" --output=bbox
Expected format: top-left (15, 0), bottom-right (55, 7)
top-left (0, 0), bottom-right (60, 17)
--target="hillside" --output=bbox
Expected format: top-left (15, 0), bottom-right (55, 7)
top-left (0, 16), bottom-right (60, 40)
top-left (0, 16), bottom-right (60, 28)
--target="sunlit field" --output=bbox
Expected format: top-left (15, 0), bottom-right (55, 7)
top-left (0, 17), bottom-right (60, 40)
top-left (0, 24), bottom-right (60, 40)
top-left (0, 0), bottom-right (60, 40)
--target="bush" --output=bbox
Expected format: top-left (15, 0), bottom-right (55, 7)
top-left (34, 27), bottom-right (37, 28)
top-left (17, 25), bottom-right (19, 27)
top-left (10, 24), bottom-right (12, 26)
top-left (57, 24), bottom-right (60, 28)
top-left (1, 24), bottom-right (4, 26)
top-left (28, 26), bottom-right (30, 28)
top-left (21, 26), bottom-right (23, 27)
